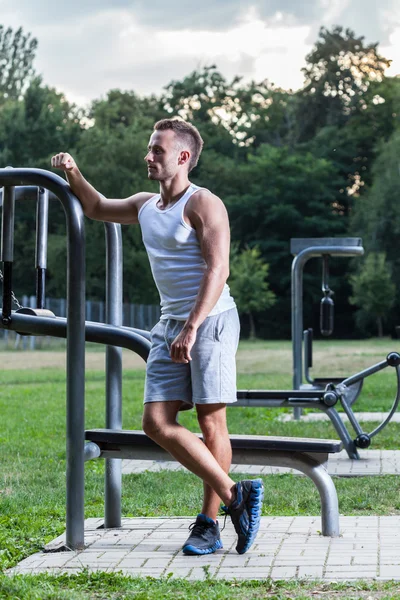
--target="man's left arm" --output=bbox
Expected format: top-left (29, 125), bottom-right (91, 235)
top-left (170, 191), bottom-right (231, 364)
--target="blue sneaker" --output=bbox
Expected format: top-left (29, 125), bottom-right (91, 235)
top-left (182, 513), bottom-right (223, 555)
top-left (227, 479), bottom-right (264, 554)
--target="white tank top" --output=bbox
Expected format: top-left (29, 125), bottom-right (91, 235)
top-left (138, 183), bottom-right (236, 320)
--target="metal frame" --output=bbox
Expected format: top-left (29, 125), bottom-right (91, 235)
top-left (291, 238), bottom-right (364, 416)
top-left (0, 171), bottom-right (149, 550)
top-left (0, 168), bottom-right (86, 550)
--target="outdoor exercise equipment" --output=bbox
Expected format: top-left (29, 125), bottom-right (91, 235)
top-left (0, 168), bottom-right (344, 550)
top-left (0, 168), bottom-right (151, 549)
top-left (0, 168), bottom-right (398, 551)
top-left (233, 238), bottom-right (400, 459)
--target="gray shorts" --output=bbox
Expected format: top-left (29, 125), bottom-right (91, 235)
top-left (144, 307), bottom-right (240, 409)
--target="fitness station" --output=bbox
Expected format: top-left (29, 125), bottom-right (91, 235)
top-left (1, 167), bottom-right (400, 551)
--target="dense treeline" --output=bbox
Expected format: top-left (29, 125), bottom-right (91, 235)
top-left (0, 25), bottom-right (399, 338)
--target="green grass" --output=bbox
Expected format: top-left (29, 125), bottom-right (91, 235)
top-left (2, 572), bottom-right (400, 599)
top-left (1, 340), bottom-right (400, 596)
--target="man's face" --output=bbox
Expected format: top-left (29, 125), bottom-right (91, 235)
top-left (144, 129), bottom-right (183, 181)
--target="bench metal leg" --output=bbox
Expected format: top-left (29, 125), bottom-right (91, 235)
top-left (259, 451), bottom-right (340, 537)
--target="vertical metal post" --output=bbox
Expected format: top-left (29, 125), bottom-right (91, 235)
top-left (1, 184), bottom-right (16, 323)
top-left (65, 194), bottom-right (86, 550)
top-left (291, 254), bottom-right (304, 420)
top-left (0, 169), bottom-right (87, 551)
top-left (104, 222), bottom-right (123, 528)
top-left (35, 187), bottom-right (49, 309)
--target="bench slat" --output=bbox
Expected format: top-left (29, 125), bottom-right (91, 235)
top-left (85, 429), bottom-right (342, 454)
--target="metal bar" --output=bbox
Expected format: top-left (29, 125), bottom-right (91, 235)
top-left (0, 312), bottom-right (150, 360)
top-left (122, 325), bottom-right (151, 341)
top-left (325, 407), bottom-right (359, 459)
top-left (104, 222), bottom-right (123, 528)
top-left (341, 360), bottom-right (388, 387)
top-left (340, 398), bottom-right (364, 437)
top-left (234, 399), bottom-right (321, 408)
top-left (237, 389), bottom-right (326, 400)
top-left (0, 168), bottom-right (86, 551)
top-left (36, 268), bottom-right (46, 309)
top-left (36, 188), bottom-right (49, 269)
top-left (369, 365), bottom-right (400, 438)
top-left (36, 187), bottom-right (49, 308)
top-left (1, 185), bottom-right (16, 262)
top-left (84, 442), bottom-right (101, 461)
top-left (0, 185), bottom-right (58, 203)
top-left (1, 184), bottom-right (16, 322)
top-left (291, 244), bottom-right (364, 420)
top-left (2, 262), bottom-right (13, 322)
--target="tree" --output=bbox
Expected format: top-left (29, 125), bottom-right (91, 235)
top-left (74, 98), bottom-right (162, 302)
top-left (0, 25), bottom-right (37, 102)
top-left (229, 245), bottom-right (276, 339)
top-left (0, 76), bottom-right (83, 169)
top-left (349, 253), bottom-right (395, 337)
top-left (297, 26), bottom-right (390, 141)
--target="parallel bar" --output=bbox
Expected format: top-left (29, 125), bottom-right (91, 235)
top-left (0, 312), bottom-right (150, 360)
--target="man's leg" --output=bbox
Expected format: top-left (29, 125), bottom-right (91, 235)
top-left (142, 400), bottom-right (236, 507)
top-left (196, 403), bottom-right (232, 522)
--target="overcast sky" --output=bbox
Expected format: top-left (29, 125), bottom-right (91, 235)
top-left (1, 0), bottom-right (400, 107)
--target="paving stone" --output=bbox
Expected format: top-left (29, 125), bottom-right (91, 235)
top-left (187, 567), bottom-right (218, 580)
top-left (297, 566), bottom-right (324, 578)
top-left (9, 508), bottom-right (400, 581)
top-left (115, 558), bottom-right (146, 568)
top-left (216, 567), bottom-right (271, 580)
top-left (270, 566), bottom-right (298, 578)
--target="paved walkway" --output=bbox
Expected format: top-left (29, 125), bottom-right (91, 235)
top-left (9, 516), bottom-right (400, 580)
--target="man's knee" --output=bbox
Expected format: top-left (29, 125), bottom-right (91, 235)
top-left (142, 401), bottom-right (180, 440)
top-left (142, 411), bottom-right (163, 439)
top-left (197, 405), bottom-right (228, 440)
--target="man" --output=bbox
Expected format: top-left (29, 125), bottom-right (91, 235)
top-left (51, 118), bottom-right (264, 556)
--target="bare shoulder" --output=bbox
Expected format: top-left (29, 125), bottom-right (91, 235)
top-left (127, 191), bottom-right (155, 210)
top-left (186, 188), bottom-right (227, 218)
top-left (185, 188), bottom-right (228, 229)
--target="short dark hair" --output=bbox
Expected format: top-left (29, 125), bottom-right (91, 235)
top-left (153, 118), bottom-right (204, 172)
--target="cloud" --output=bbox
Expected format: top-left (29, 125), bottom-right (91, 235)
top-left (1, 0), bottom-right (325, 32)
top-left (58, 10), bottom-right (312, 103)
top-left (1, 0), bottom-right (399, 107)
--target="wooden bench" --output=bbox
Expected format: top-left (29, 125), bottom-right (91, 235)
top-left (85, 429), bottom-right (342, 537)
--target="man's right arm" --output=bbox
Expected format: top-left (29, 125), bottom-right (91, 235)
top-left (51, 152), bottom-right (152, 224)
